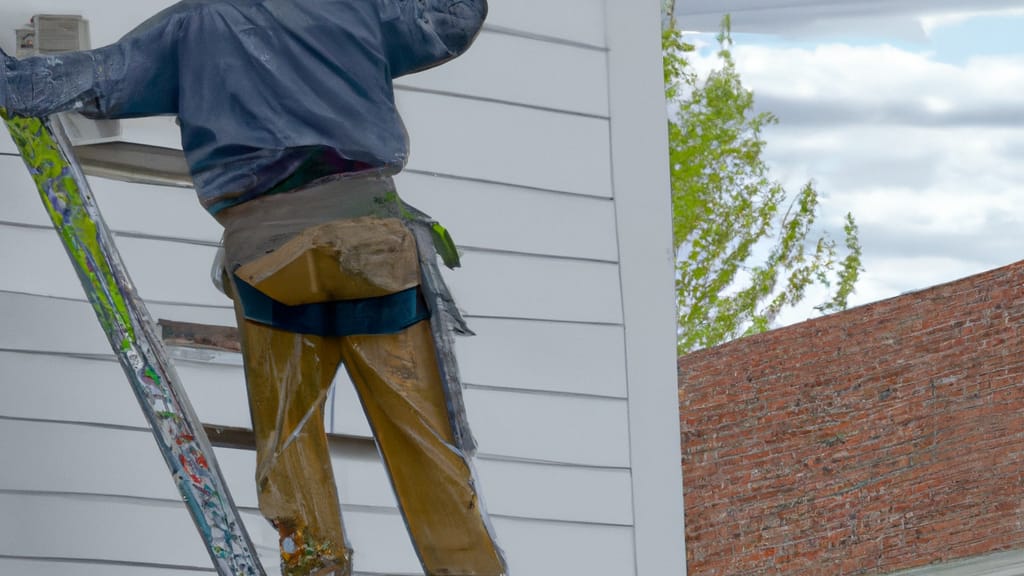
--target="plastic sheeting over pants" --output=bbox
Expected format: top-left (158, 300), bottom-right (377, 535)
top-left (226, 214), bottom-right (505, 576)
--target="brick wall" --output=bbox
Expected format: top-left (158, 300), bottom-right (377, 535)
top-left (678, 261), bottom-right (1024, 575)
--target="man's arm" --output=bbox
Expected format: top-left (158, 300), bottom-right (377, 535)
top-left (382, 0), bottom-right (488, 78)
top-left (0, 7), bottom-right (186, 119)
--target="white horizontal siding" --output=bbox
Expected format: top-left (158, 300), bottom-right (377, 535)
top-left (173, 362), bottom-right (253, 429)
top-left (4, 57), bottom-right (613, 198)
top-left (0, 224), bottom-right (225, 306)
top-left (0, 418), bottom-right (633, 526)
top-left (0, 320), bottom-right (630, 469)
top-left (0, 154), bottom-right (65, 224)
top-left (45, 0), bottom-right (609, 56)
top-left (0, 493), bottom-right (212, 570)
top-left (176, 345), bottom-right (632, 468)
top-left (496, 518), bottom-right (636, 576)
top-left (397, 172), bottom-right (619, 262)
top-left (456, 317), bottom-right (627, 398)
top-left (399, 91), bottom-right (613, 197)
top-left (1, 283), bottom-right (632, 460)
top-left (0, 353), bottom-right (148, 428)
top-left (476, 458), bottom-right (633, 525)
top-left (487, 0), bottom-right (607, 47)
top-left (1, 285), bottom-right (628, 466)
top-left (110, 91), bottom-right (615, 196)
top-left (333, 358), bottom-right (634, 458)
top-left (0, 154), bottom-right (620, 262)
top-left (0, 56), bottom-right (612, 164)
top-left (0, 492), bottom-right (422, 574)
top-left (0, 133), bottom-right (15, 154)
top-left (399, 31), bottom-right (609, 117)
top-left (0, 492), bottom-right (636, 576)
top-left (70, 176), bottom-right (219, 244)
top-left (0, 292), bottom-right (112, 357)
top-left (465, 387), bottom-right (629, 467)
top-left (0, 224), bottom-right (623, 324)
top-left (0, 289), bottom-right (627, 401)
top-left (444, 251), bottom-right (622, 323)
top-left (0, 559), bottom-right (215, 576)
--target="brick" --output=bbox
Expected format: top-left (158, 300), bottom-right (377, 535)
top-left (679, 260), bottom-right (1024, 575)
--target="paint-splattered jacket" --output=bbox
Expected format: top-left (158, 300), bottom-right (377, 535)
top-left (0, 0), bottom-right (486, 214)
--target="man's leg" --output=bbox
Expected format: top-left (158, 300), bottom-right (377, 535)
top-left (226, 213), bottom-right (502, 574)
top-left (340, 320), bottom-right (506, 576)
top-left (233, 301), bottom-right (351, 576)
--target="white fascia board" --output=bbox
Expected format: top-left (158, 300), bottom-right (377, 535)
top-left (606, 0), bottom-right (687, 575)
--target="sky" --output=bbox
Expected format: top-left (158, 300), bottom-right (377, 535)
top-left (675, 1), bottom-right (1024, 327)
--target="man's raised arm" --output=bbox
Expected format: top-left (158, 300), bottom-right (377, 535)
top-left (381, 0), bottom-right (488, 78)
top-left (0, 6), bottom-right (186, 119)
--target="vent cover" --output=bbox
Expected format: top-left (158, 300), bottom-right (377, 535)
top-left (33, 14), bottom-right (91, 54)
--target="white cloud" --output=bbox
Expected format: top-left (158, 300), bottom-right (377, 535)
top-left (678, 36), bottom-right (1024, 327)
top-left (919, 12), bottom-right (979, 36)
top-left (723, 44), bottom-right (1024, 120)
top-left (919, 8), bottom-right (1024, 36)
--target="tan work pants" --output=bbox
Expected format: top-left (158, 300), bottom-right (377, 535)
top-left (228, 217), bottom-right (505, 576)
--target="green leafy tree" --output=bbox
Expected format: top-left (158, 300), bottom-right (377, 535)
top-left (663, 7), bottom-right (863, 353)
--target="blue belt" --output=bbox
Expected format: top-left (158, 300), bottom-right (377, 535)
top-left (232, 274), bottom-right (430, 336)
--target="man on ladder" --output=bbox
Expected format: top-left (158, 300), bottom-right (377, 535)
top-left (0, 1), bottom-right (505, 575)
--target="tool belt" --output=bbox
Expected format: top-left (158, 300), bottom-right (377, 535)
top-left (229, 217), bottom-right (431, 336)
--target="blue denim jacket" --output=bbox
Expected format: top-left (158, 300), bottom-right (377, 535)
top-left (0, 0), bottom-right (486, 213)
